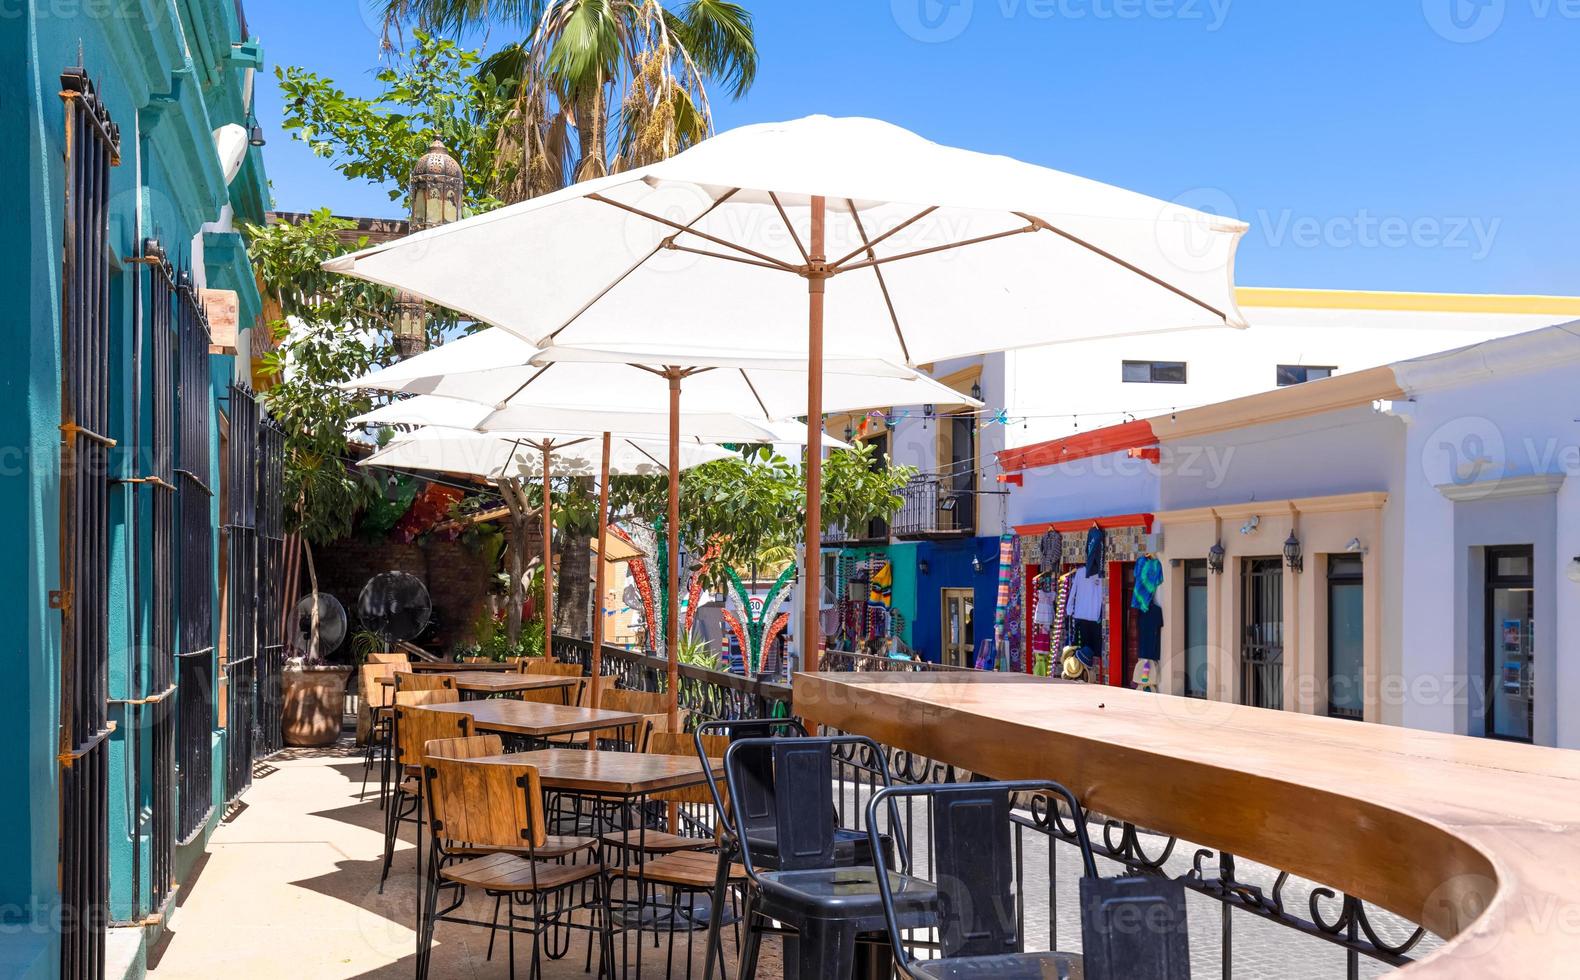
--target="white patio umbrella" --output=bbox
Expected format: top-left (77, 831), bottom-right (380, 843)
top-left (340, 327), bottom-right (977, 694)
top-left (326, 114), bottom-right (1248, 665)
top-left (362, 426), bottom-right (732, 679)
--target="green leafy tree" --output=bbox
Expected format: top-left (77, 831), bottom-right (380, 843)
top-left (612, 441), bottom-right (917, 579)
top-left (276, 30), bottom-right (516, 211)
top-left (379, 0), bottom-right (757, 196)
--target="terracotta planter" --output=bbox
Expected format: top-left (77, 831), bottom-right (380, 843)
top-left (281, 665), bottom-right (352, 747)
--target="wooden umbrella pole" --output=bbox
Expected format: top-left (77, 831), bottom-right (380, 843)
top-left (802, 195), bottom-right (827, 673)
top-left (666, 370), bottom-right (682, 732)
top-left (590, 432), bottom-right (611, 698)
top-left (541, 442), bottom-right (555, 662)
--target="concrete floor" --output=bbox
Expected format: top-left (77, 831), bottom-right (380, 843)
top-left (146, 743), bottom-right (775, 980)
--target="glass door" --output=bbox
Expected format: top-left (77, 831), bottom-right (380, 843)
top-left (1326, 555), bottom-right (1365, 719)
top-left (1484, 546), bottom-right (1534, 742)
top-left (1183, 560), bottom-right (1209, 698)
top-left (941, 588), bottom-right (975, 667)
top-left (1240, 558), bottom-right (1284, 710)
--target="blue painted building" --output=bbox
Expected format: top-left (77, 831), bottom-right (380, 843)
top-left (0, 3), bottom-right (269, 977)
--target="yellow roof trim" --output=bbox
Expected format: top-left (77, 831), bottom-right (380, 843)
top-left (1235, 287), bottom-right (1580, 316)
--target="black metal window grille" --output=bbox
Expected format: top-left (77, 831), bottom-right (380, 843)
top-left (57, 64), bottom-right (119, 980)
top-left (175, 273), bottom-right (215, 842)
top-left (256, 417), bottom-right (287, 758)
top-left (1240, 557), bottom-right (1285, 710)
top-left (224, 383), bottom-right (259, 800)
top-left (133, 240), bottom-right (178, 912)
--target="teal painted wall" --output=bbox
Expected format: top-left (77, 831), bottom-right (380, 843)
top-left (0, 3), bottom-right (266, 972)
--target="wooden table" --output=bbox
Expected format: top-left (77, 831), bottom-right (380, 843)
top-left (470, 748), bottom-right (717, 795)
top-left (380, 672), bottom-right (579, 700)
top-left (793, 671), bottom-right (1580, 979)
top-left (422, 701), bottom-right (643, 741)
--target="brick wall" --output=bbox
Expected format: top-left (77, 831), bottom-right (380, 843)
top-left (313, 535), bottom-right (495, 655)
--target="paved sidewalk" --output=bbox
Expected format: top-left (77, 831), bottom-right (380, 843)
top-left (147, 743), bottom-right (771, 980)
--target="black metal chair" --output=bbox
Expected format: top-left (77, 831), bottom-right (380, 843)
top-left (722, 735), bottom-right (940, 980)
top-left (864, 781), bottom-right (1190, 980)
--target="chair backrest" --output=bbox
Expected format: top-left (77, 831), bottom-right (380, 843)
top-left (524, 660), bottom-right (582, 678)
top-left (367, 652), bottom-right (409, 665)
top-left (395, 671), bottom-right (455, 692)
top-left (461, 656), bottom-right (489, 664)
top-left (424, 734), bottom-right (504, 762)
top-left (393, 701), bottom-right (471, 768)
top-left (360, 662), bottom-right (396, 709)
top-left (650, 732), bottom-right (729, 807)
top-left (422, 756), bottom-right (546, 850)
top-left (865, 781), bottom-right (1102, 973)
top-left (694, 719), bottom-right (809, 847)
top-left (394, 689), bottom-right (460, 708)
top-left (599, 687), bottom-right (667, 715)
top-left (580, 672), bottom-right (617, 708)
top-left (724, 734), bottom-right (886, 875)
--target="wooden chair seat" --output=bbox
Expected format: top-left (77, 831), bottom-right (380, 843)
top-left (610, 850), bottom-right (748, 888)
top-left (447, 835), bottom-right (598, 860)
top-left (600, 830), bottom-right (714, 854)
top-left (440, 852), bottom-right (603, 891)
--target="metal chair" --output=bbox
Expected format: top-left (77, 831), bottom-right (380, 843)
top-left (865, 781), bottom-right (1190, 980)
top-left (416, 753), bottom-right (610, 980)
top-left (359, 661), bottom-right (398, 805)
top-left (723, 735), bottom-right (938, 980)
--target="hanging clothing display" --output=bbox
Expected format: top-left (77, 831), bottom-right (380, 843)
top-left (1084, 525), bottom-right (1107, 578)
top-left (1039, 530), bottom-right (1062, 571)
top-left (1132, 555), bottom-right (1164, 612)
top-left (1049, 570), bottom-right (1073, 655)
top-left (1136, 601), bottom-right (1163, 663)
top-left (1066, 567), bottom-right (1104, 622)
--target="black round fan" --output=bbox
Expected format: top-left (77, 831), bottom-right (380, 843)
top-left (291, 592), bottom-right (348, 658)
top-left (358, 571), bottom-right (433, 645)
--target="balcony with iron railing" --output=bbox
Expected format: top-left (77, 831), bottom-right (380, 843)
top-left (890, 473), bottom-right (976, 539)
top-left (547, 634), bottom-right (1580, 978)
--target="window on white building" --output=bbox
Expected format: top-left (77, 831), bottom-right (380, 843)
top-left (1276, 364), bottom-right (1336, 386)
top-left (1121, 360), bottom-right (1187, 384)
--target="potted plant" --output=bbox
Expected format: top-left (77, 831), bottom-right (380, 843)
top-left (281, 656), bottom-right (353, 748)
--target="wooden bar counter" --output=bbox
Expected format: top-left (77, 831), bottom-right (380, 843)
top-left (793, 671), bottom-right (1580, 977)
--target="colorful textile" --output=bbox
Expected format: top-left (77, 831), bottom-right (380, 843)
top-left (1132, 555), bottom-right (1164, 612)
top-left (868, 560), bottom-right (892, 607)
top-left (1039, 530), bottom-right (1062, 571)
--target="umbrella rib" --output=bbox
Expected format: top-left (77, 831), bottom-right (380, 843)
top-left (1012, 212), bottom-right (1229, 321)
top-left (498, 362), bottom-right (557, 406)
top-left (545, 188), bottom-right (741, 345)
top-left (587, 192), bottom-right (800, 273)
top-left (769, 192), bottom-right (809, 263)
top-left (826, 205), bottom-right (938, 270)
top-left (665, 242), bottom-right (790, 272)
top-left (833, 223), bottom-right (1039, 274)
top-left (737, 369), bottom-right (770, 417)
top-left (628, 440), bottom-right (669, 472)
top-left (844, 199), bottom-right (912, 365)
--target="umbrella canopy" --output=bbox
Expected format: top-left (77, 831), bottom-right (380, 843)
top-left (361, 425), bottom-right (731, 480)
top-left (326, 114), bottom-right (1247, 365)
top-left (326, 114), bottom-right (1247, 667)
top-left (343, 327), bottom-right (975, 421)
top-left (352, 393), bottom-right (853, 449)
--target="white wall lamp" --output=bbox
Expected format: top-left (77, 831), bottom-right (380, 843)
top-left (1568, 557), bottom-right (1580, 584)
top-left (1346, 537), bottom-right (1368, 554)
top-left (1239, 515), bottom-right (1261, 535)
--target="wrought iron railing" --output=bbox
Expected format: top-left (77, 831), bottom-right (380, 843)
top-left (892, 473), bottom-right (975, 537)
top-left (820, 647), bottom-right (978, 673)
top-left (552, 636), bottom-right (1436, 974)
top-left (223, 383), bottom-right (259, 801)
top-left (175, 272), bottom-right (215, 842)
top-left (56, 64), bottom-right (118, 980)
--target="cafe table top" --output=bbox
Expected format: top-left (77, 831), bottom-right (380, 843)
top-left (468, 748), bottom-right (720, 796)
top-left (421, 701), bottom-right (643, 739)
top-left (379, 672), bottom-right (579, 696)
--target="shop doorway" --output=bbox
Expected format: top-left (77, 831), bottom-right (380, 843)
top-left (1484, 546), bottom-right (1534, 742)
top-left (1240, 558), bottom-right (1284, 710)
top-left (941, 588), bottom-right (975, 667)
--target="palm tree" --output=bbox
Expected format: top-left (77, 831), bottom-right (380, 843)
top-left (381, 0), bottom-right (757, 199)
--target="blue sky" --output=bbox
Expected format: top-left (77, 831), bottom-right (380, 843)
top-left (248, 0), bottom-right (1578, 295)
